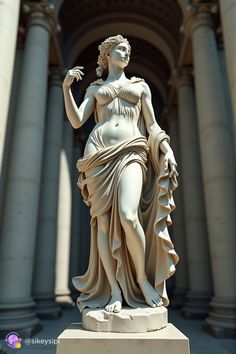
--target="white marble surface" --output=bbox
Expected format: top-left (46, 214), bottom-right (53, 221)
top-left (82, 306), bottom-right (167, 333)
top-left (57, 322), bottom-right (189, 354)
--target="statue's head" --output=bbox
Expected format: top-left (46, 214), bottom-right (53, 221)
top-left (96, 34), bottom-right (131, 77)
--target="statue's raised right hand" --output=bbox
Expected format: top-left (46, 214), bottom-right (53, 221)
top-left (63, 66), bottom-right (84, 87)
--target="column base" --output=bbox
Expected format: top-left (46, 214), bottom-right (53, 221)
top-left (203, 296), bottom-right (236, 338)
top-left (56, 323), bottom-right (190, 354)
top-left (56, 294), bottom-right (75, 309)
top-left (181, 290), bottom-right (211, 319)
top-left (0, 299), bottom-right (42, 339)
top-left (170, 288), bottom-right (187, 309)
top-left (34, 295), bottom-right (62, 319)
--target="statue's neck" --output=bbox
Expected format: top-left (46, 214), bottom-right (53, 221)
top-left (106, 66), bottom-right (126, 83)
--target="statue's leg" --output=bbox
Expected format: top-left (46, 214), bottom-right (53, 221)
top-left (118, 162), bottom-right (163, 307)
top-left (97, 213), bottom-right (122, 313)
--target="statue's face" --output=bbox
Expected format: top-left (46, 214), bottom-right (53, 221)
top-left (108, 42), bottom-right (130, 69)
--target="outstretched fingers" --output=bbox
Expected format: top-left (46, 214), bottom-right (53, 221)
top-left (69, 67), bottom-right (84, 81)
top-left (63, 66), bottom-right (85, 87)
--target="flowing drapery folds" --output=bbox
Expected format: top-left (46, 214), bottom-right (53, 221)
top-left (72, 131), bottom-right (179, 311)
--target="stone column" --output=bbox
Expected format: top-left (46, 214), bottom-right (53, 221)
top-left (174, 68), bottom-right (213, 318)
top-left (0, 32), bottom-right (24, 224)
top-left (217, 37), bottom-right (234, 148)
top-left (0, 3), bottom-right (56, 337)
top-left (0, 0), bottom-right (20, 174)
top-left (219, 0), bottom-right (236, 147)
top-left (55, 121), bottom-right (74, 307)
top-left (69, 140), bottom-right (83, 300)
top-left (0, 33), bottom-right (23, 354)
top-left (167, 108), bottom-right (189, 308)
top-left (185, 4), bottom-right (236, 337)
top-left (32, 69), bottom-right (64, 319)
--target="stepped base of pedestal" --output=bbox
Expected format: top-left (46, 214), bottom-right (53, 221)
top-left (56, 323), bottom-right (190, 354)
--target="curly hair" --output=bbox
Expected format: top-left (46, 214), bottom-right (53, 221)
top-left (96, 34), bottom-right (131, 77)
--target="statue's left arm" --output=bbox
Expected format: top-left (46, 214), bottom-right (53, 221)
top-left (141, 82), bottom-right (177, 177)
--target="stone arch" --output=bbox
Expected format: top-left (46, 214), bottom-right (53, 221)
top-left (66, 14), bottom-right (176, 69)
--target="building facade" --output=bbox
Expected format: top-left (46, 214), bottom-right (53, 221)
top-left (0, 0), bottom-right (235, 343)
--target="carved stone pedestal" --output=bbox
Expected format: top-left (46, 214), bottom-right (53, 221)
top-left (83, 306), bottom-right (167, 333)
top-left (56, 322), bottom-right (190, 354)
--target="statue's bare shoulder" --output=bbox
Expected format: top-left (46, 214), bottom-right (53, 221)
top-left (130, 76), bottom-right (145, 84)
top-left (84, 79), bottom-right (103, 97)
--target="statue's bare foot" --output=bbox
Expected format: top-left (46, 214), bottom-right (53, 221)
top-left (105, 290), bottom-right (122, 313)
top-left (139, 279), bottom-right (163, 308)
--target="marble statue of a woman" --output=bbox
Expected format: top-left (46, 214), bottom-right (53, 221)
top-left (63, 35), bottom-right (179, 314)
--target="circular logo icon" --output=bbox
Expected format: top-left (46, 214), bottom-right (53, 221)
top-left (5, 332), bottom-right (22, 349)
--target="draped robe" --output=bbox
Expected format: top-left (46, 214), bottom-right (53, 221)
top-left (72, 78), bottom-right (179, 311)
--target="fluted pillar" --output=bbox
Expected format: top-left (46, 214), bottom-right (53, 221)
top-left (167, 108), bottom-right (188, 308)
top-left (219, 0), bottom-right (236, 146)
top-left (0, 2), bottom-right (56, 337)
top-left (32, 69), bottom-right (64, 319)
top-left (55, 121), bottom-right (74, 307)
top-left (185, 4), bottom-right (236, 337)
top-left (174, 68), bottom-right (213, 318)
top-left (0, 0), bottom-right (20, 174)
